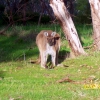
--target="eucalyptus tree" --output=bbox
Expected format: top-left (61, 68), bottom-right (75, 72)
top-left (89, 0), bottom-right (100, 50)
top-left (50, 0), bottom-right (86, 56)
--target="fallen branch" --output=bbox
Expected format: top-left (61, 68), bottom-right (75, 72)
top-left (56, 76), bottom-right (96, 84)
top-left (83, 45), bottom-right (93, 49)
top-left (0, 23), bottom-right (12, 35)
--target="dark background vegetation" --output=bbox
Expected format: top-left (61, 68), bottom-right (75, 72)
top-left (0, 0), bottom-right (92, 62)
top-left (0, 0), bottom-right (91, 26)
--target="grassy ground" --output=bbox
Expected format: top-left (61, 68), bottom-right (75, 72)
top-left (0, 24), bottom-right (100, 100)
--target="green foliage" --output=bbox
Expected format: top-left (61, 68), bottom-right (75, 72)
top-left (76, 0), bottom-right (87, 11)
top-left (74, 0), bottom-right (91, 23)
top-left (1, 24), bottom-right (100, 100)
top-left (76, 24), bottom-right (93, 46)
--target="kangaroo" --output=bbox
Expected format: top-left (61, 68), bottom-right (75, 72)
top-left (36, 30), bottom-right (61, 68)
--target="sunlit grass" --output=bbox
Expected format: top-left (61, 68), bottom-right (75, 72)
top-left (0, 24), bottom-right (100, 100)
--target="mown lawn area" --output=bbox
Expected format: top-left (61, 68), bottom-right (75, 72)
top-left (0, 24), bottom-right (100, 100)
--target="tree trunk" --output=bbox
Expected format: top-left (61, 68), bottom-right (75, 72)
top-left (38, 0), bottom-right (43, 25)
top-left (22, 3), bottom-right (26, 25)
top-left (50, 0), bottom-right (86, 56)
top-left (89, 0), bottom-right (100, 50)
top-left (6, 0), bottom-right (14, 25)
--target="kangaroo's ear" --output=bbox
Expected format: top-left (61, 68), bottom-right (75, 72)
top-left (44, 32), bottom-right (48, 36)
top-left (55, 36), bottom-right (60, 40)
top-left (51, 32), bottom-right (56, 37)
top-left (54, 34), bottom-right (60, 40)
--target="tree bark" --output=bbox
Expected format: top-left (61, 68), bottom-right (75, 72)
top-left (50, 0), bottom-right (86, 56)
top-left (89, 0), bottom-right (100, 50)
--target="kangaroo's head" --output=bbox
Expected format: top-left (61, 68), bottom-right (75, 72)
top-left (44, 31), bottom-right (60, 46)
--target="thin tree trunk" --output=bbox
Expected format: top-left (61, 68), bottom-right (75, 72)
top-left (38, 1), bottom-right (43, 25)
top-left (22, 2), bottom-right (27, 25)
top-left (6, 0), bottom-right (14, 25)
top-left (0, 23), bottom-right (12, 35)
top-left (50, 0), bottom-right (86, 56)
top-left (38, 13), bottom-right (42, 25)
top-left (89, 0), bottom-right (100, 50)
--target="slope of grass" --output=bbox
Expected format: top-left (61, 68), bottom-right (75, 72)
top-left (0, 24), bottom-right (100, 100)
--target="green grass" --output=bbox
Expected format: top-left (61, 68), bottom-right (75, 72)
top-left (0, 24), bottom-right (100, 100)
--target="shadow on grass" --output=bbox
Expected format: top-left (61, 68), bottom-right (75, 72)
top-left (0, 71), bottom-right (5, 79)
top-left (58, 50), bottom-right (70, 64)
top-left (0, 32), bottom-right (39, 62)
top-left (45, 50), bottom-right (70, 69)
top-left (0, 31), bottom-right (69, 64)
